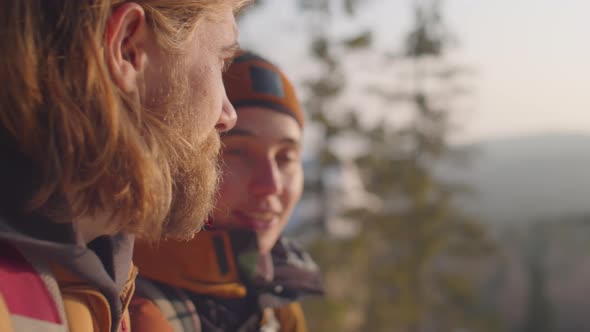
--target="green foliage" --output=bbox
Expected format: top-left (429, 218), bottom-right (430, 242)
top-left (254, 0), bottom-right (502, 330)
top-left (489, 217), bottom-right (590, 332)
top-left (521, 224), bottom-right (554, 332)
top-left (304, 234), bottom-right (371, 332)
top-left (343, 0), bottom-right (361, 16)
top-left (343, 31), bottom-right (373, 49)
top-left (404, 0), bottom-right (453, 57)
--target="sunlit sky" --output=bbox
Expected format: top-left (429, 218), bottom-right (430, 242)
top-left (240, 0), bottom-right (590, 143)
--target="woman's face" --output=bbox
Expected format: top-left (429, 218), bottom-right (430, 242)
top-left (212, 107), bottom-right (303, 254)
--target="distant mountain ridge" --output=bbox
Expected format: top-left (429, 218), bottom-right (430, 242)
top-left (439, 134), bottom-right (590, 224)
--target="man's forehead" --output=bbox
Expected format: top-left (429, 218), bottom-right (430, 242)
top-left (222, 13), bottom-right (239, 50)
top-left (232, 20), bottom-right (239, 39)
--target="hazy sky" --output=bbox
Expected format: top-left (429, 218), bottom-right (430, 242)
top-left (240, 0), bottom-right (590, 143)
top-left (447, 0), bottom-right (590, 142)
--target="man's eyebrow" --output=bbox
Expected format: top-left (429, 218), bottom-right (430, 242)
top-left (221, 42), bottom-right (240, 56)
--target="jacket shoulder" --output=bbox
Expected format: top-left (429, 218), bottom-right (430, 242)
top-left (0, 294), bottom-right (14, 332)
top-left (0, 241), bottom-right (66, 330)
top-left (133, 278), bottom-right (201, 332)
top-left (130, 296), bottom-right (174, 332)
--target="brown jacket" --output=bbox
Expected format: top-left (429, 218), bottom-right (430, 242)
top-left (52, 263), bottom-right (136, 332)
top-left (0, 216), bottom-right (136, 332)
top-left (131, 230), bottom-right (322, 332)
top-left (0, 243), bottom-right (136, 332)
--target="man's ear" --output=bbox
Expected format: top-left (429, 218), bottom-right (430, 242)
top-left (105, 3), bottom-right (150, 94)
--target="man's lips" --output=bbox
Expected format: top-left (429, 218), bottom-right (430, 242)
top-left (233, 210), bottom-right (280, 231)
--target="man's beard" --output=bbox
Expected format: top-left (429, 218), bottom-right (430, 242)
top-left (143, 61), bottom-right (222, 240)
top-left (163, 131), bottom-right (221, 240)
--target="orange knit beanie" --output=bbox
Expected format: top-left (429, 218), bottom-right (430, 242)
top-left (223, 50), bottom-right (304, 127)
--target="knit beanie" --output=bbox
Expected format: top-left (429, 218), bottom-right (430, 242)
top-left (223, 50), bottom-right (304, 127)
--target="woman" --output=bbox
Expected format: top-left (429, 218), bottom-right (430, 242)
top-left (131, 51), bottom-right (323, 332)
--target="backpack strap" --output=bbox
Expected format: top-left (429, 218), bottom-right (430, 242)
top-left (0, 241), bottom-right (68, 332)
top-left (0, 294), bottom-right (14, 331)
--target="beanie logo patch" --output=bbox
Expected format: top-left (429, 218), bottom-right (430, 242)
top-left (250, 66), bottom-right (285, 98)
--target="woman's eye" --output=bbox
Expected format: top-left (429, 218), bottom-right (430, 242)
top-left (277, 151), bottom-right (299, 164)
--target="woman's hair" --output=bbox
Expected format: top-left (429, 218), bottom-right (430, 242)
top-left (0, 0), bottom-right (248, 240)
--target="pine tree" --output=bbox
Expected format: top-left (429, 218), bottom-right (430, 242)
top-left (240, 1), bottom-right (501, 330)
top-left (357, 2), bottom-right (499, 331)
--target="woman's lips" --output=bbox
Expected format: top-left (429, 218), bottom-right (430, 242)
top-left (233, 211), bottom-right (279, 231)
